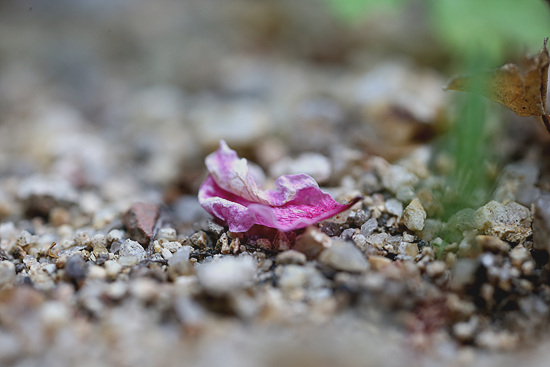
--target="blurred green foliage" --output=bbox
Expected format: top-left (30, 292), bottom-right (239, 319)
top-left (429, 0), bottom-right (550, 62)
top-left (325, 0), bottom-right (550, 56)
top-left (324, 0), bottom-right (550, 237)
top-left (323, 0), bottom-right (406, 21)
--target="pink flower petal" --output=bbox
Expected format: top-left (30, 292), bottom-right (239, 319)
top-left (198, 141), bottom-right (361, 232)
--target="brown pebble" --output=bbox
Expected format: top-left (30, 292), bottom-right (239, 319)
top-left (368, 255), bottom-right (391, 271)
top-left (476, 235), bottom-right (511, 253)
top-left (293, 226), bottom-right (332, 260)
top-left (122, 203), bottom-right (160, 247)
top-left (49, 207), bottom-right (71, 227)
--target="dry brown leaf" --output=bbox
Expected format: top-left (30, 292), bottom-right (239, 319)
top-left (446, 39), bottom-right (550, 131)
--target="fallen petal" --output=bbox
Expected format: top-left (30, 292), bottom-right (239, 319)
top-left (199, 141), bottom-right (360, 232)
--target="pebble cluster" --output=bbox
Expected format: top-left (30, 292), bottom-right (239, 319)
top-left (0, 147), bottom-right (548, 366)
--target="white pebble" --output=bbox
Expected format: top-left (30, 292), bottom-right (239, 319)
top-left (0, 261), bottom-right (15, 288)
top-left (403, 198), bottom-right (426, 231)
top-left (385, 198), bottom-right (403, 217)
top-left (196, 256), bottom-right (256, 296)
top-left (104, 260), bottom-right (122, 278)
top-left (157, 227), bottom-right (177, 241)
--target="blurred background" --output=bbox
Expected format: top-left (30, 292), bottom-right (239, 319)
top-left (0, 0), bottom-right (549, 220)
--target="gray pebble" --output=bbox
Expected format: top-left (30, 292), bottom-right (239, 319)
top-left (360, 218), bottom-right (378, 237)
top-left (385, 198), bottom-right (403, 217)
top-left (65, 254), bottom-right (88, 281)
top-left (118, 239), bottom-right (147, 266)
top-left (319, 242), bottom-right (369, 272)
top-left (168, 246), bottom-right (192, 267)
top-left (475, 200), bottom-right (532, 243)
top-left (381, 165), bottom-right (418, 194)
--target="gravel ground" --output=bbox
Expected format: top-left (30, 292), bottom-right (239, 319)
top-left (1, 1), bottom-right (550, 366)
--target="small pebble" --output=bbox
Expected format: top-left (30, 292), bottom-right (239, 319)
top-left (398, 242), bottom-right (419, 257)
top-left (448, 259), bottom-right (478, 291)
top-left (474, 200), bottom-right (532, 243)
top-left (196, 256), bottom-right (256, 296)
top-left (360, 218), bottom-right (378, 237)
top-left (319, 242), bottom-right (369, 272)
top-left (453, 317), bottom-right (478, 342)
top-left (293, 226), bottom-right (332, 259)
top-left (122, 202), bottom-right (160, 247)
top-left (403, 198), bottom-right (426, 231)
top-left (381, 165), bottom-right (418, 194)
top-left (118, 239), bottom-right (147, 265)
top-left (368, 255), bottom-right (392, 270)
top-left (476, 235), bottom-right (510, 253)
top-left (87, 265), bottom-right (107, 280)
top-left (104, 260), bottom-right (122, 278)
top-left (157, 227), bottom-right (177, 241)
top-left (426, 260), bottom-right (446, 278)
top-left (385, 198), bottom-right (403, 217)
top-left (0, 261), bottom-right (15, 288)
top-left (65, 254), bottom-right (88, 281)
top-left (276, 250), bottom-right (307, 265)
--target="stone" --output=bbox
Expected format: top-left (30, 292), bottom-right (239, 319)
top-left (398, 242), bottom-right (419, 257)
top-left (104, 260), bottom-right (122, 278)
top-left (65, 254), bottom-right (88, 281)
top-left (381, 165), bottom-right (418, 194)
top-left (277, 265), bottom-right (308, 291)
top-left (293, 226), bottom-right (332, 260)
top-left (368, 255), bottom-right (392, 270)
top-left (425, 260), bottom-right (446, 278)
top-left (157, 227), bottom-right (177, 241)
top-left (340, 228), bottom-right (357, 241)
top-left (276, 264), bottom-right (326, 293)
top-left (385, 198), bottom-right (403, 217)
top-left (168, 246), bottom-right (192, 266)
top-left (122, 202), bottom-right (160, 247)
top-left (475, 330), bottom-right (518, 350)
top-left (272, 231), bottom-right (291, 252)
top-left (206, 220), bottom-right (225, 237)
top-left (275, 250), bottom-right (307, 265)
top-left (403, 198), bottom-right (426, 231)
top-left (106, 229), bottom-right (124, 244)
top-left (475, 201), bottom-right (532, 243)
top-left (509, 245), bottom-right (530, 267)
top-left (118, 239), bottom-right (147, 266)
top-left (533, 193), bottom-right (550, 252)
top-left (86, 262), bottom-right (107, 278)
top-left (453, 317), bottom-right (479, 342)
top-left (0, 261), bottom-right (15, 288)
top-left (196, 256), bottom-right (256, 296)
top-left (366, 232), bottom-right (389, 250)
top-left (318, 242), bottom-right (369, 272)
top-left (475, 235), bottom-right (511, 253)
top-left (449, 259), bottom-right (479, 291)
top-left (360, 218), bottom-right (378, 237)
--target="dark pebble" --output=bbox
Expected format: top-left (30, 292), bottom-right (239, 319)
top-left (65, 254), bottom-right (89, 281)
